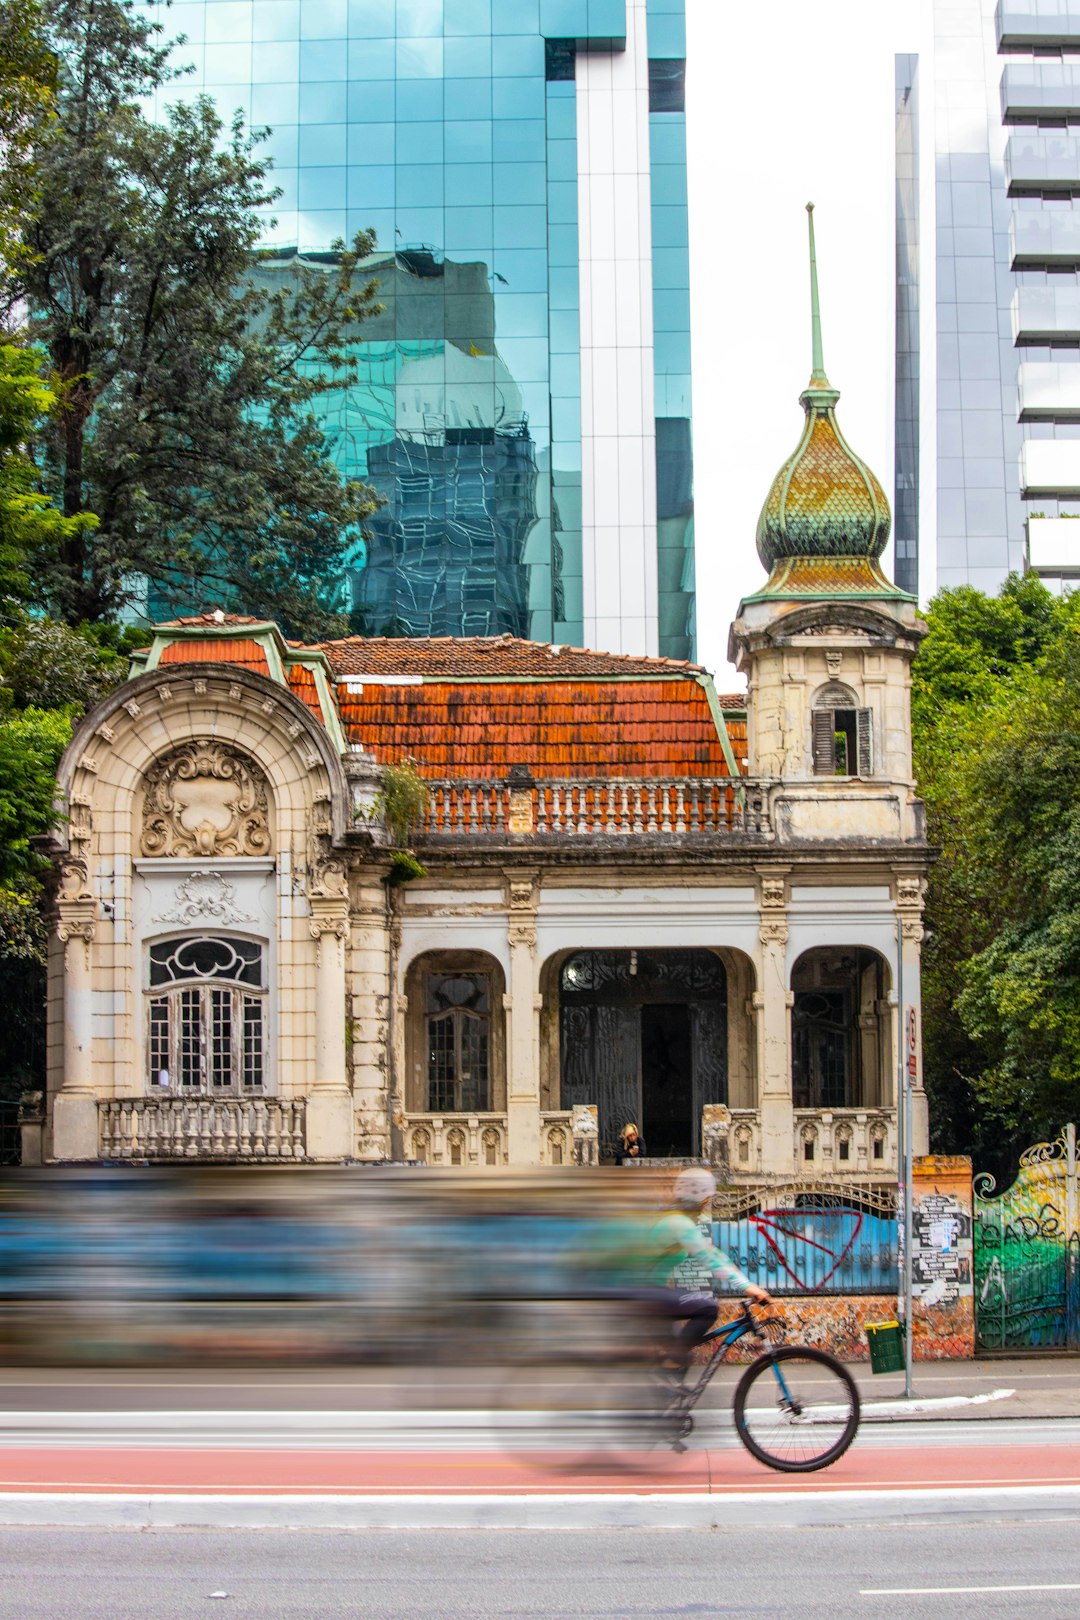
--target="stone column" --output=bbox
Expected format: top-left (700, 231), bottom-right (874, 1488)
top-left (897, 872), bottom-right (929, 1156)
top-left (754, 868), bottom-right (795, 1176)
top-left (505, 869), bottom-right (541, 1165)
top-left (306, 899), bottom-right (352, 1159)
top-left (350, 879), bottom-right (391, 1161)
top-left (52, 906), bottom-right (99, 1161)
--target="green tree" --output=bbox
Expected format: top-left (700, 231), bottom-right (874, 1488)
top-left (913, 575), bottom-right (1080, 1177)
top-left (0, 0), bottom-right (56, 269)
top-left (11, 0), bottom-right (382, 638)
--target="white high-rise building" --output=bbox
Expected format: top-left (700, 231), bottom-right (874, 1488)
top-left (898, 0), bottom-right (1080, 597)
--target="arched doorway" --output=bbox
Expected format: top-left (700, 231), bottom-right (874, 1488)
top-left (790, 947), bottom-right (890, 1110)
top-left (559, 949), bottom-right (727, 1160)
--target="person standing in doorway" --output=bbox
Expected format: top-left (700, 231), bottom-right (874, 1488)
top-left (617, 1122), bottom-right (646, 1164)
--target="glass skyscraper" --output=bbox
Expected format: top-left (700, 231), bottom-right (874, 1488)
top-left (156, 0), bottom-right (694, 657)
top-left (897, 0), bottom-right (1080, 599)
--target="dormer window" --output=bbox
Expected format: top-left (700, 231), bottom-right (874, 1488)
top-left (811, 683), bottom-right (873, 777)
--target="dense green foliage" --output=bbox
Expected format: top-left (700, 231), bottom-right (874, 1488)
top-left (913, 575), bottom-right (1080, 1177)
top-left (6, 0), bottom-right (382, 637)
top-left (0, 0), bottom-right (55, 268)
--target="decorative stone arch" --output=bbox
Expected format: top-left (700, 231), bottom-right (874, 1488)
top-left (759, 601), bottom-right (914, 650)
top-left (538, 945), bottom-right (759, 1122)
top-left (789, 945), bottom-right (893, 1112)
top-left (47, 664), bottom-right (352, 1148)
top-left (55, 663), bottom-right (350, 871)
top-left (402, 949), bottom-right (508, 1115)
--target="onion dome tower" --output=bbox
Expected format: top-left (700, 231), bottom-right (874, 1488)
top-left (751, 205), bottom-right (907, 602)
top-left (728, 205), bottom-right (926, 796)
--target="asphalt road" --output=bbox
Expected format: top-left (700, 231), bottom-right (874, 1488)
top-left (0, 1354), bottom-right (1071, 1414)
top-left (0, 1521), bottom-right (1078, 1619)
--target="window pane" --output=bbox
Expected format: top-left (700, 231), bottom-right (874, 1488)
top-left (243, 997), bottom-right (265, 1090)
top-left (149, 997), bottom-right (170, 1085)
top-left (179, 989), bottom-right (202, 1087)
top-left (210, 989), bottom-right (233, 1088)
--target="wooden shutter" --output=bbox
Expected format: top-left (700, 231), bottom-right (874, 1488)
top-left (856, 708), bottom-right (873, 777)
top-left (811, 709), bottom-right (836, 774)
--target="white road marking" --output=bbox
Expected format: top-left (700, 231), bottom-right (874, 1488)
top-left (862, 1584), bottom-right (1080, 1596)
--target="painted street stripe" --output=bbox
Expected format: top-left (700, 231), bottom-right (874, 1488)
top-left (862, 1585), bottom-right (1080, 1596)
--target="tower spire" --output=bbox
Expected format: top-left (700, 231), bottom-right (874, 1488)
top-left (806, 202), bottom-right (827, 385)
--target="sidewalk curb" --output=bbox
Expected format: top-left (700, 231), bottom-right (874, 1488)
top-left (0, 1485), bottom-right (1077, 1531)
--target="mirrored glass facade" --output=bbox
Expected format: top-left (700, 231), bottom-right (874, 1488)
top-left (155, 0), bottom-right (694, 654)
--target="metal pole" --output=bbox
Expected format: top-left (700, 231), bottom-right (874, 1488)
top-left (897, 916), bottom-right (915, 1397)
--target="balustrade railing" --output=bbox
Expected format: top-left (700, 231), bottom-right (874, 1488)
top-left (401, 1112), bottom-right (509, 1166)
top-left (421, 778), bottom-right (772, 838)
top-left (99, 1097), bottom-right (306, 1160)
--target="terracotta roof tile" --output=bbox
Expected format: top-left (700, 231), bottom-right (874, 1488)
top-left (319, 633), bottom-right (707, 679)
top-left (287, 664), bottom-right (324, 720)
top-left (337, 679), bottom-right (743, 778)
top-left (158, 638), bottom-right (270, 677)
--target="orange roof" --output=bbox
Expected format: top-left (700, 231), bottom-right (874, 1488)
top-left (337, 679), bottom-right (741, 779)
top-left (287, 664), bottom-right (324, 719)
top-left (158, 638), bottom-right (271, 678)
top-left (319, 634), bottom-right (707, 680)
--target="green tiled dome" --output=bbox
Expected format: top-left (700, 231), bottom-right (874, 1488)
top-left (756, 207), bottom-right (891, 571)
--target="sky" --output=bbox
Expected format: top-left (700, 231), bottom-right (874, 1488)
top-left (685, 0), bottom-right (919, 684)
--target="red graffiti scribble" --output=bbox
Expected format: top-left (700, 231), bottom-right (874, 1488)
top-left (749, 1208), bottom-right (864, 1291)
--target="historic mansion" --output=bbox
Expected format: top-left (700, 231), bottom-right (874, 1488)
top-left (30, 291), bottom-right (931, 1180)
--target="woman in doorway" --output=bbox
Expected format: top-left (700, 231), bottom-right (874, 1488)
top-left (616, 1122), bottom-right (647, 1164)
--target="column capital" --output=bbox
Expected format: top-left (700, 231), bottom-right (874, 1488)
top-left (56, 905), bottom-right (96, 946)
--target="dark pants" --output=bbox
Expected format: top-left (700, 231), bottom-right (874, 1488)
top-left (634, 1286), bottom-right (718, 1367)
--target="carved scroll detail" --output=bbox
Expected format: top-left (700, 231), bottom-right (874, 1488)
top-left (141, 740), bottom-right (271, 858)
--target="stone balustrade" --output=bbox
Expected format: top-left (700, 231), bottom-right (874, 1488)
top-left (98, 1097), bottom-right (306, 1160)
top-left (706, 1107), bottom-right (896, 1178)
top-left (401, 1112), bottom-right (509, 1166)
top-left (540, 1110), bottom-right (574, 1165)
top-left (793, 1108), bottom-right (895, 1174)
top-left (420, 778), bottom-right (772, 839)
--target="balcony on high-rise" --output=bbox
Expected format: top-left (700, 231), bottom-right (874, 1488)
top-left (1002, 63), bottom-right (1080, 120)
top-left (1028, 515), bottom-right (1080, 575)
top-left (997, 0), bottom-right (1080, 50)
top-left (1010, 209), bottom-right (1080, 267)
top-left (1020, 438), bottom-right (1080, 495)
top-left (1013, 286), bottom-right (1080, 343)
top-left (1006, 134), bottom-right (1080, 194)
top-left (1018, 361), bottom-right (1080, 420)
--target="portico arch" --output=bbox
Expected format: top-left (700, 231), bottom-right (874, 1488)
top-left (542, 947), bottom-right (756, 1162)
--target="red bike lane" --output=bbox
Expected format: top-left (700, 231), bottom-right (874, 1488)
top-left (0, 1439), bottom-right (1077, 1496)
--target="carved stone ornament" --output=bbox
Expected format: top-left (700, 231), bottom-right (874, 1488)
top-left (760, 876), bottom-right (786, 909)
top-left (141, 740), bottom-right (271, 859)
top-left (154, 871), bottom-right (256, 927)
top-left (759, 919), bottom-right (789, 946)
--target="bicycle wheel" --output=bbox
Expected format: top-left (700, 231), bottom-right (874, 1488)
top-left (732, 1346), bottom-right (859, 1473)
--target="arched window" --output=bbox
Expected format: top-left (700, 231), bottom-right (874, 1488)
top-left (811, 682), bottom-right (873, 777)
top-left (425, 968), bottom-right (492, 1112)
top-left (146, 937), bottom-right (266, 1094)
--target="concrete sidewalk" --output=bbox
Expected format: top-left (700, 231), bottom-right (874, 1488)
top-left (848, 1353), bottom-right (1080, 1420)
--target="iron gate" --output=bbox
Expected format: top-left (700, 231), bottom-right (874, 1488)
top-left (974, 1124), bottom-right (1080, 1349)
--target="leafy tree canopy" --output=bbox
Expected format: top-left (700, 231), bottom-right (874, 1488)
top-left (913, 575), bottom-right (1080, 1175)
top-left (9, 0), bottom-right (383, 639)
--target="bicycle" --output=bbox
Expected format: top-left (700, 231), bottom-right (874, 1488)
top-left (659, 1300), bottom-right (861, 1473)
top-left (493, 1298), bottom-right (860, 1474)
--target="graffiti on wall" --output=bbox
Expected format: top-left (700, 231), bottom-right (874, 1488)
top-left (974, 1126), bottom-right (1080, 1350)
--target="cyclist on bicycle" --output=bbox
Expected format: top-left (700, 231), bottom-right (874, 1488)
top-left (645, 1168), bottom-right (772, 1379)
